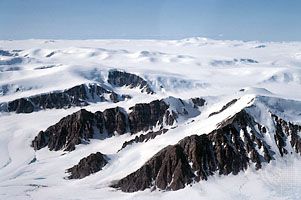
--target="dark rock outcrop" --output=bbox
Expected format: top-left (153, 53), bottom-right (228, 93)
top-left (112, 109), bottom-right (301, 192)
top-left (46, 52), bottom-right (55, 57)
top-left (108, 70), bottom-right (154, 94)
top-left (32, 107), bottom-right (129, 151)
top-left (210, 58), bottom-right (258, 66)
top-left (272, 114), bottom-right (301, 156)
top-left (210, 110), bottom-right (269, 173)
top-left (32, 109), bottom-right (101, 151)
top-left (112, 135), bottom-right (214, 192)
top-left (208, 99), bottom-right (238, 117)
top-left (0, 50), bottom-right (14, 56)
top-left (32, 97), bottom-right (204, 152)
top-left (31, 131), bottom-right (49, 150)
top-left (238, 58), bottom-right (259, 64)
top-left (31, 100), bottom-right (173, 151)
top-left (7, 98), bottom-right (35, 113)
top-left (67, 152), bottom-right (108, 179)
top-left (103, 107), bottom-right (127, 135)
top-left (190, 97), bottom-right (206, 108)
top-left (113, 144), bottom-right (195, 192)
top-left (0, 83), bottom-right (128, 114)
top-left (128, 100), bottom-right (170, 133)
top-left (119, 129), bottom-right (168, 151)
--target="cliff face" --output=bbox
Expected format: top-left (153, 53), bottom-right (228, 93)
top-left (112, 109), bottom-right (301, 192)
top-left (112, 135), bottom-right (211, 192)
top-left (31, 107), bottom-right (128, 151)
top-left (128, 100), bottom-right (170, 133)
top-left (32, 109), bottom-right (101, 151)
top-left (108, 70), bottom-right (154, 94)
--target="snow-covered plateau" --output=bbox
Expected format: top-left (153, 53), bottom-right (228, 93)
top-left (0, 38), bottom-right (301, 200)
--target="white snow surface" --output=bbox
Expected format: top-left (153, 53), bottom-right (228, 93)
top-left (0, 38), bottom-right (301, 199)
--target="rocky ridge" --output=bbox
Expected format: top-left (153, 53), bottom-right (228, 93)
top-left (108, 70), bottom-right (154, 94)
top-left (112, 106), bottom-right (301, 192)
top-left (119, 129), bottom-right (169, 151)
top-left (0, 83), bottom-right (128, 114)
top-left (32, 97), bottom-right (204, 151)
top-left (0, 70), bottom-right (156, 114)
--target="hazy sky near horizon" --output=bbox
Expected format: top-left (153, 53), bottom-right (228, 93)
top-left (0, 0), bottom-right (300, 41)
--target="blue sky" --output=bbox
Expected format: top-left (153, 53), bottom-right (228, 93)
top-left (0, 0), bottom-right (300, 41)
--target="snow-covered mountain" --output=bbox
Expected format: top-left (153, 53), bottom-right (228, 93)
top-left (0, 38), bottom-right (301, 200)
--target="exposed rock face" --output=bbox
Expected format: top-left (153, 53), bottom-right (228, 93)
top-left (31, 101), bottom-right (170, 151)
top-left (209, 110), bottom-right (270, 173)
top-left (112, 135), bottom-right (214, 192)
top-left (32, 107), bottom-right (129, 151)
top-left (119, 129), bottom-right (168, 151)
top-left (67, 152), bottom-right (108, 179)
top-left (113, 144), bottom-right (195, 192)
top-left (7, 98), bottom-right (35, 113)
top-left (272, 114), bottom-right (301, 156)
top-left (112, 109), bottom-right (301, 192)
top-left (128, 100), bottom-right (170, 133)
top-left (46, 52), bottom-right (55, 58)
top-left (103, 107), bottom-right (127, 135)
top-left (31, 131), bottom-right (49, 150)
top-left (190, 97), bottom-right (206, 108)
top-left (208, 99), bottom-right (238, 117)
top-left (178, 135), bottom-right (216, 181)
top-left (32, 109), bottom-right (100, 151)
top-left (0, 83), bottom-right (127, 114)
top-left (108, 70), bottom-right (154, 94)
top-left (32, 98), bottom-right (204, 152)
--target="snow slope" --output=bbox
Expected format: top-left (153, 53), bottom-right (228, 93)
top-left (0, 38), bottom-right (301, 199)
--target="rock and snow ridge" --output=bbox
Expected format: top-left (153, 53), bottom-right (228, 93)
top-left (112, 96), bottom-right (301, 192)
top-left (29, 92), bottom-right (301, 193)
top-left (0, 69), bottom-right (155, 113)
top-left (31, 97), bottom-right (204, 151)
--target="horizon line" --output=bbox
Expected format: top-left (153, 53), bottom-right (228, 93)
top-left (0, 36), bottom-right (300, 43)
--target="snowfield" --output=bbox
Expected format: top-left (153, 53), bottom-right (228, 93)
top-left (0, 38), bottom-right (301, 199)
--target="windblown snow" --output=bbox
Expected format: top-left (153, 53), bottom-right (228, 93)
top-left (0, 38), bottom-right (301, 200)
